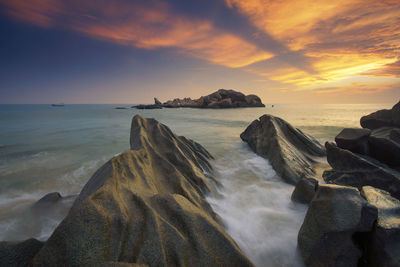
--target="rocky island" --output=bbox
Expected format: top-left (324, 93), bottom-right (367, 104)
top-left (133, 89), bottom-right (265, 109)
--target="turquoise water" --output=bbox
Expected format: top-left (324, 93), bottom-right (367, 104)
top-left (0, 103), bottom-right (392, 266)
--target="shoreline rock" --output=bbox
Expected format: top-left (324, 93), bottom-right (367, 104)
top-left (360, 101), bottom-right (400, 130)
top-left (240, 114), bottom-right (326, 186)
top-left (323, 141), bottom-right (400, 200)
top-left (0, 238), bottom-right (43, 267)
top-left (31, 115), bottom-right (252, 266)
top-left (298, 184), bottom-right (377, 267)
top-left (297, 101), bottom-right (400, 266)
top-left (133, 89), bottom-right (265, 109)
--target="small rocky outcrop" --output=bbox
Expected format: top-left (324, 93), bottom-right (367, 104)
top-left (0, 238), bottom-right (43, 267)
top-left (32, 115), bottom-right (252, 266)
top-left (298, 184), bottom-right (377, 267)
top-left (361, 186), bottom-right (400, 266)
top-left (32, 192), bottom-right (62, 208)
top-left (154, 97), bottom-right (162, 105)
top-left (360, 101), bottom-right (400, 130)
top-left (132, 104), bottom-right (162, 109)
top-left (240, 114), bottom-right (326, 185)
top-left (134, 89), bottom-right (265, 109)
top-left (291, 177), bottom-right (318, 204)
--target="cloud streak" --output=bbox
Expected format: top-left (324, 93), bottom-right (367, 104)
top-left (1, 0), bottom-right (399, 96)
top-left (0, 0), bottom-right (273, 68)
top-left (227, 0), bottom-right (400, 91)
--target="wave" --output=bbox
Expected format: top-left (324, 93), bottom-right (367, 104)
top-left (207, 142), bottom-right (307, 267)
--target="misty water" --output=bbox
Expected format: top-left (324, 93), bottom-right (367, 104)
top-left (0, 103), bottom-right (391, 266)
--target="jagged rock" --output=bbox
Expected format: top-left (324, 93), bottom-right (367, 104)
top-left (291, 178), bottom-right (318, 204)
top-left (33, 115), bottom-right (252, 266)
top-left (361, 186), bottom-right (400, 266)
top-left (323, 142), bottom-right (400, 200)
top-left (240, 114), bottom-right (326, 185)
top-left (154, 98), bottom-right (161, 105)
top-left (335, 128), bottom-right (371, 155)
top-left (0, 238), bottom-right (43, 267)
top-left (33, 192), bottom-right (62, 207)
top-left (368, 127), bottom-right (400, 167)
top-left (360, 101), bottom-right (400, 130)
top-left (298, 184), bottom-right (377, 267)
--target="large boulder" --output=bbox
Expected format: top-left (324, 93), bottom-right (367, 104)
top-left (298, 184), bottom-right (377, 267)
top-left (360, 101), bottom-right (400, 130)
top-left (33, 115), bottom-right (252, 266)
top-left (368, 127), bottom-right (400, 167)
top-left (361, 186), bottom-right (400, 266)
top-left (0, 238), bottom-right (43, 267)
top-left (323, 142), bottom-right (400, 200)
top-left (240, 114), bottom-right (326, 185)
top-left (335, 128), bottom-right (371, 155)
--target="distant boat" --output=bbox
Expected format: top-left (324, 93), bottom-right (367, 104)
top-left (51, 103), bottom-right (65, 107)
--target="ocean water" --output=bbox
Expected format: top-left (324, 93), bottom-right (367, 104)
top-left (0, 103), bottom-right (392, 266)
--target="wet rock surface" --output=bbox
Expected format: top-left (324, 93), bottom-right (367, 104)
top-left (297, 102), bottom-right (400, 267)
top-left (0, 238), bottom-right (43, 267)
top-left (240, 114), bottom-right (326, 185)
top-left (360, 101), bottom-right (400, 130)
top-left (323, 142), bottom-right (400, 200)
top-left (361, 186), bottom-right (400, 266)
top-left (291, 177), bottom-right (319, 204)
top-left (31, 115), bottom-right (252, 266)
top-left (298, 184), bottom-right (377, 267)
top-left (335, 128), bottom-right (371, 155)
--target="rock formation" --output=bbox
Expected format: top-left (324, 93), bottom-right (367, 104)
top-left (334, 128), bottom-right (371, 155)
top-left (298, 184), bottom-right (377, 267)
top-left (29, 115), bottom-right (252, 266)
top-left (0, 238), bottom-right (43, 267)
top-left (133, 89), bottom-right (265, 109)
top-left (290, 177), bottom-right (319, 204)
top-left (360, 101), bottom-right (400, 129)
top-left (298, 102), bottom-right (400, 267)
top-left (361, 186), bottom-right (400, 266)
top-left (240, 114), bottom-right (326, 185)
top-left (323, 142), bottom-right (400, 199)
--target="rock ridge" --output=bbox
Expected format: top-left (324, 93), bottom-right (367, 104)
top-left (5, 115), bottom-right (254, 266)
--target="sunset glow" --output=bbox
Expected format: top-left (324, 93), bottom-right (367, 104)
top-left (0, 0), bottom-right (399, 103)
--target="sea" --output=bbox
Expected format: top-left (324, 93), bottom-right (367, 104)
top-left (0, 103), bottom-right (392, 266)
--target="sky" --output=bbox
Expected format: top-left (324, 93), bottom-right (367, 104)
top-left (0, 0), bottom-right (399, 104)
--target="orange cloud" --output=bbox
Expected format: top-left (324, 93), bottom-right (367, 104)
top-left (314, 81), bottom-right (399, 95)
top-left (227, 0), bottom-right (400, 92)
top-left (1, 0), bottom-right (273, 68)
top-left (362, 60), bottom-right (400, 78)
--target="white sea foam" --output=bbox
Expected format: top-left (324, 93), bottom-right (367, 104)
top-left (207, 143), bottom-right (307, 267)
